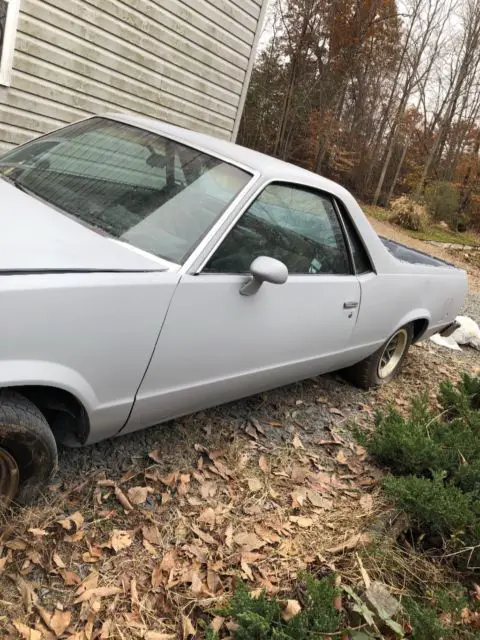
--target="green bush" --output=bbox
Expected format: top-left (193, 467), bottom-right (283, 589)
top-left (365, 375), bottom-right (480, 542)
top-left (383, 473), bottom-right (475, 536)
top-left (212, 576), bottom-right (341, 639)
top-left (425, 181), bottom-right (460, 227)
top-left (367, 399), bottom-right (441, 476)
top-left (403, 597), bottom-right (450, 640)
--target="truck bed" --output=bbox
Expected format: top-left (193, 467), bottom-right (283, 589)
top-left (380, 237), bottom-right (454, 268)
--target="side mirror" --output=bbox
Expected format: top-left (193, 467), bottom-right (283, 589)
top-left (240, 256), bottom-right (288, 296)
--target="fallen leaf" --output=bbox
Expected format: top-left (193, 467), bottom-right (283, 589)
top-left (152, 564), bottom-right (163, 589)
top-left (336, 450), bottom-right (348, 465)
top-left (327, 533), bottom-right (371, 555)
top-left (291, 486), bottom-right (307, 507)
top-left (160, 550), bottom-right (177, 572)
top-left (307, 490), bottom-right (333, 509)
top-left (259, 455), bottom-right (269, 473)
top-left (292, 434), bottom-right (304, 450)
top-left (145, 633), bottom-right (176, 640)
top-left (127, 486), bottom-right (151, 505)
top-left (225, 523), bottom-right (234, 549)
top-left (12, 621), bottom-right (42, 640)
top-left (210, 617), bottom-right (225, 633)
top-left (64, 530), bottom-right (85, 543)
top-left (6, 538), bottom-right (27, 550)
top-left (148, 449), bottom-right (163, 463)
top-left (114, 486), bottom-right (133, 511)
top-left (289, 516), bottom-right (314, 528)
top-left (191, 524), bottom-right (217, 546)
top-left (130, 577), bottom-right (140, 607)
top-left (74, 586), bottom-right (121, 604)
top-left (329, 407), bottom-right (344, 417)
top-left (190, 570), bottom-right (204, 596)
top-left (100, 619), bottom-right (113, 639)
top-left (143, 539), bottom-right (158, 557)
top-left (254, 524), bottom-right (281, 544)
top-left (200, 481), bottom-right (217, 499)
top-left (241, 556), bottom-right (254, 580)
top-left (360, 494), bottom-right (374, 512)
top-left (28, 528), bottom-right (49, 537)
top-left (281, 599), bottom-right (302, 622)
top-left (16, 576), bottom-right (37, 613)
top-left (250, 418), bottom-right (266, 436)
top-left (52, 552), bottom-right (65, 569)
top-left (244, 423), bottom-right (258, 440)
top-left (207, 569), bottom-right (221, 594)
top-left (109, 530), bottom-right (134, 553)
top-left (366, 581), bottom-right (400, 620)
top-left (76, 571), bottom-right (99, 595)
top-left (58, 511), bottom-right (84, 531)
top-left (0, 552), bottom-right (10, 570)
top-left (142, 525), bottom-right (161, 546)
top-left (291, 465), bottom-right (309, 483)
top-left (182, 616), bottom-right (196, 639)
top-left (59, 569), bottom-right (81, 586)
top-left (248, 477), bottom-right (263, 492)
top-left (234, 532), bottom-right (265, 550)
top-left (198, 507), bottom-right (216, 527)
top-left (48, 609), bottom-right (72, 637)
top-left (178, 474), bottom-right (191, 496)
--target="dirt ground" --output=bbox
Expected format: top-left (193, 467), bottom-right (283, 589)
top-left (1, 218), bottom-right (480, 639)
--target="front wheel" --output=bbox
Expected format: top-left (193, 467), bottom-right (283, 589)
top-left (343, 324), bottom-right (413, 389)
top-left (0, 392), bottom-right (57, 505)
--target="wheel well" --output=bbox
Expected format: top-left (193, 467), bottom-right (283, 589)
top-left (3, 386), bottom-right (89, 445)
top-left (412, 318), bottom-right (429, 343)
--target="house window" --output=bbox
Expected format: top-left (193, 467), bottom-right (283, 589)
top-left (0, 0), bottom-right (20, 87)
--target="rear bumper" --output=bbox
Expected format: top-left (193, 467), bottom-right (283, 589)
top-left (440, 321), bottom-right (460, 337)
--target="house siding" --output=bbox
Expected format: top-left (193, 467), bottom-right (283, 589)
top-left (0, 0), bottom-right (266, 153)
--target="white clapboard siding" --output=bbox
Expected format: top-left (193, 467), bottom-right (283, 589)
top-left (0, 0), bottom-right (267, 151)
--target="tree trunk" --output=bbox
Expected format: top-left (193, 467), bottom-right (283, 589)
top-left (385, 133), bottom-right (410, 206)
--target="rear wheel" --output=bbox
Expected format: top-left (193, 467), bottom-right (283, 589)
top-left (0, 392), bottom-right (57, 505)
top-left (343, 324), bottom-right (413, 389)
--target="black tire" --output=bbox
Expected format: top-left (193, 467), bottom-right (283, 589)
top-left (343, 324), bottom-right (414, 389)
top-left (0, 391), bottom-right (57, 505)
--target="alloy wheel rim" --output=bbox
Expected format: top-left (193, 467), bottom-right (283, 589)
top-left (378, 329), bottom-right (408, 379)
top-left (0, 447), bottom-right (19, 503)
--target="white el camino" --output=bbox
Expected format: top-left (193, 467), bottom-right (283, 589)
top-left (0, 114), bottom-right (467, 503)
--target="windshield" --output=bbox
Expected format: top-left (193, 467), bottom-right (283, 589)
top-left (0, 117), bottom-right (253, 264)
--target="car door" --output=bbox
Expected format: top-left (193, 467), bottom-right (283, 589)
top-left (122, 181), bottom-right (362, 434)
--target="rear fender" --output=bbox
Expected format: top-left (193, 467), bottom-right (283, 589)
top-left (392, 309), bottom-right (430, 340)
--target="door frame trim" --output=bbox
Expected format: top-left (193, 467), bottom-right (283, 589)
top-left (189, 178), bottom-right (360, 276)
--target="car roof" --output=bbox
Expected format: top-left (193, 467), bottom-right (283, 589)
top-left (105, 112), bottom-right (343, 193)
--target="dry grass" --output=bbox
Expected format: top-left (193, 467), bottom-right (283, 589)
top-left (0, 427), bottom-right (380, 639)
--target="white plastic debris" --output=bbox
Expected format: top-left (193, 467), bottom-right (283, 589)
top-left (430, 333), bottom-right (463, 351)
top-left (451, 316), bottom-right (480, 349)
top-left (430, 315), bottom-right (480, 351)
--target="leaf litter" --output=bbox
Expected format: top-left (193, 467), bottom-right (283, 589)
top-left (1, 344), bottom-right (462, 638)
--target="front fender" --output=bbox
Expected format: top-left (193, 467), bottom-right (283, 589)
top-left (0, 360), bottom-right (99, 414)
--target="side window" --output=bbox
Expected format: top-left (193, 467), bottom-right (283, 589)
top-left (0, 0), bottom-right (20, 87)
top-left (336, 200), bottom-right (374, 274)
top-left (205, 182), bottom-right (351, 275)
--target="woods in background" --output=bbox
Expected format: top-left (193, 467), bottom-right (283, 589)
top-left (238, 0), bottom-right (480, 230)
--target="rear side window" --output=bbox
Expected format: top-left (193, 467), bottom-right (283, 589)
top-left (337, 200), bottom-right (373, 274)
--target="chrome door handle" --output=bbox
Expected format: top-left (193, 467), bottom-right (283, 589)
top-left (344, 301), bottom-right (359, 309)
